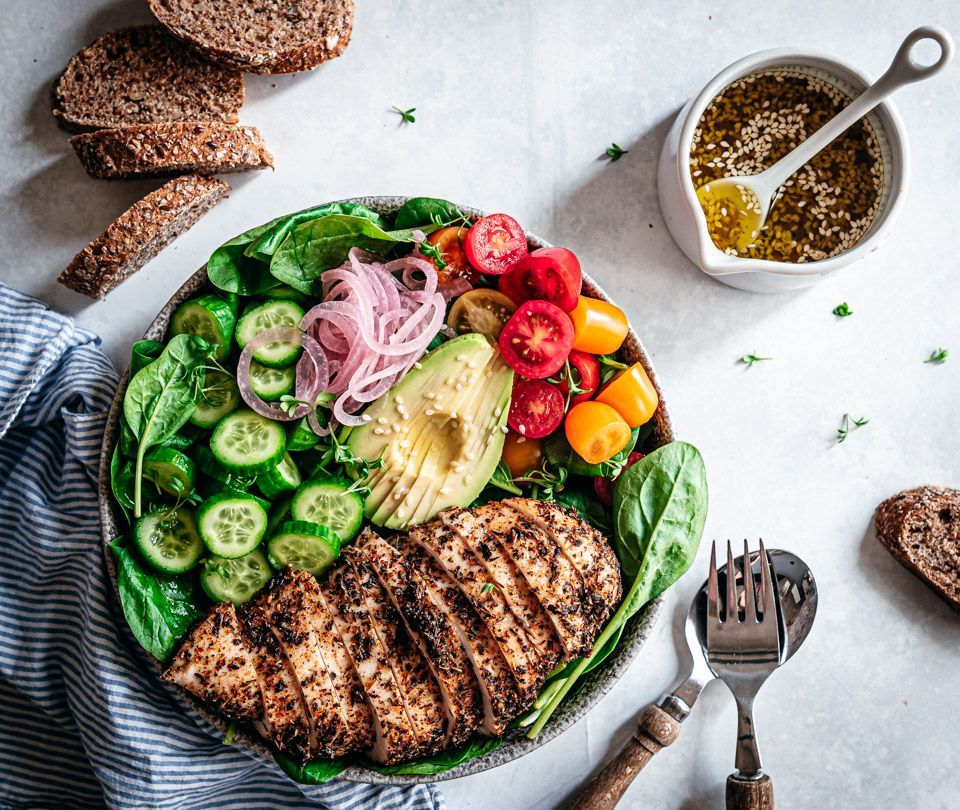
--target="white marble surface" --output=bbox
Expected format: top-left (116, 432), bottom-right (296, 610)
top-left (3, 1), bottom-right (960, 807)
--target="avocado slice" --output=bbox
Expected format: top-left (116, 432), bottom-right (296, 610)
top-left (348, 333), bottom-right (514, 529)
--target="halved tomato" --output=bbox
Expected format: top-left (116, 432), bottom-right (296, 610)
top-left (447, 289), bottom-right (516, 338)
top-left (498, 300), bottom-right (574, 379)
top-left (501, 432), bottom-right (543, 477)
top-left (564, 401), bottom-right (632, 464)
top-left (426, 226), bottom-right (479, 287)
top-left (555, 350), bottom-right (601, 406)
top-left (508, 380), bottom-right (565, 438)
top-left (499, 247), bottom-right (582, 312)
top-left (464, 214), bottom-right (528, 275)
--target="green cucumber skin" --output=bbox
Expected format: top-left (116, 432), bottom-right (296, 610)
top-left (209, 410), bottom-right (287, 475)
top-left (235, 300), bottom-right (305, 368)
top-left (201, 550), bottom-right (273, 604)
top-left (197, 492), bottom-right (268, 558)
top-left (267, 521), bottom-right (341, 575)
top-left (134, 509), bottom-right (204, 575)
top-left (290, 477), bottom-right (364, 543)
top-left (170, 295), bottom-right (237, 361)
top-left (142, 447), bottom-right (196, 498)
top-left (257, 453), bottom-right (302, 500)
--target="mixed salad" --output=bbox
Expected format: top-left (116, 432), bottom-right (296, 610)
top-left (108, 197), bottom-right (708, 780)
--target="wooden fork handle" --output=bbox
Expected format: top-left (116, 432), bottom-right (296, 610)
top-left (569, 705), bottom-right (681, 810)
top-left (726, 772), bottom-right (774, 810)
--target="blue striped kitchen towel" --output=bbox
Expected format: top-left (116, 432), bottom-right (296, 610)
top-left (0, 283), bottom-right (443, 810)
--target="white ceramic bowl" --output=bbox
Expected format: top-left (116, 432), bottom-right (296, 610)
top-left (657, 48), bottom-right (909, 293)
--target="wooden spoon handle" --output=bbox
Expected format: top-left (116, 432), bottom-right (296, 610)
top-left (726, 772), bottom-right (774, 810)
top-left (568, 705), bottom-right (681, 810)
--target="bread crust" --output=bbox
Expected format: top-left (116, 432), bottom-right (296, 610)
top-left (53, 25), bottom-right (244, 132)
top-left (875, 485), bottom-right (960, 609)
top-left (146, 0), bottom-right (355, 74)
top-left (58, 174), bottom-right (229, 299)
top-left (70, 122), bottom-right (273, 179)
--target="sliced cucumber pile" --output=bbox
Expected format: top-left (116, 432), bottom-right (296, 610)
top-left (169, 294), bottom-right (236, 360)
top-left (290, 476), bottom-right (364, 543)
top-left (235, 299), bottom-right (305, 367)
top-left (201, 550), bottom-right (273, 604)
top-left (134, 508), bottom-right (204, 574)
top-left (197, 492), bottom-right (268, 558)
top-left (248, 360), bottom-right (296, 402)
top-left (267, 521), bottom-right (341, 576)
top-left (190, 369), bottom-right (241, 429)
top-left (210, 408), bottom-right (287, 474)
top-left (143, 447), bottom-right (195, 498)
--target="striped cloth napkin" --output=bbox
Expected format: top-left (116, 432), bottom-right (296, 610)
top-left (0, 284), bottom-right (444, 810)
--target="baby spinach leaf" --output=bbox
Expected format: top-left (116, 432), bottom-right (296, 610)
top-left (275, 752), bottom-right (349, 784)
top-left (110, 443), bottom-right (135, 524)
top-left (393, 197), bottom-right (465, 230)
top-left (554, 488), bottom-right (612, 533)
top-left (123, 334), bottom-right (213, 516)
top-left (363, 736), bottom-right (501, 775)
top-left (130, 340), bottom-right (164, 377)
top-left (269, 215), bottom-right (426, 294)
top-left (543, 427), bottom-right (640, 477)
top-left (110, 540), bottom-right (204, 662)
top-left (488, 460), bottom-right (523, 495)
top-left (246, 202), bottom-right (386, 263)
top-left (207, 218), bottom-right (283, 295)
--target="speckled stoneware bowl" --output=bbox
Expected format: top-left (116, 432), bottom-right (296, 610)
top-left (98, 197), bottom-right (674, 785)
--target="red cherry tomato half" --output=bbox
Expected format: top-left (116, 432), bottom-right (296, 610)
top-left (508, 380), bottom-right (565, 438)
top-left (594, 452), bottom-right (645, 507)
top-left (499, 247), bottom-right (582, 312)
top-left (556, 350), bottom-right (601, 407)
top-left (498, 300), bottom-right (574, 379)
top-left (464, 213), bottom-right (528, 275)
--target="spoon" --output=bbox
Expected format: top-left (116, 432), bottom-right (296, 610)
top-left (697, 26), bottom-right (954, 254)
top-left (569, 548), bottom-right (817, 810)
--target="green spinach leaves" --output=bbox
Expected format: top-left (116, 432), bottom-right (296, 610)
top-left (393, 197), bottom-right (464, 230)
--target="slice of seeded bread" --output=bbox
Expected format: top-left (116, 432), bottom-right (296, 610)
top-left (70, 122), bottom-right (273, 179)
top-left (147, 0), bottom-right (354, 74)
top-left (875, 486), bottom-right (960, 609)
top-left (58, 174), bottom-right (229, 299)
top-left (53, 25), bottom-right (244, 132)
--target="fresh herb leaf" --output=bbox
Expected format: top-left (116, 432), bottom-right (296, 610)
top-left (488, 460), bottom-right (523, 495)
top-left (832, 302), bottom-right (853, 317)
top-left (418, 238), bottom-right (448, 271)
top-left (925, 347), bottom-right (949, 364)
top-left (314, 430), bottom-right (385, 482)
top-left (510, 458), bottom-right (568, 501)
top-left (279, 394), bottom-right (310, 417)
top-left (391, 105), bottom-right (416, 124)
top-left (739, 353), bottom-right (772, 367)
top-left (479, 583), bottom-right (496, 595)
top-left (605, 143), bottom-right (629, 162)
top-left (548, 360), bottom-right (589, 409)
top-left (223, 723), bottom-right (237, 746)
top-left (836, 413), bottom-right (869, 443)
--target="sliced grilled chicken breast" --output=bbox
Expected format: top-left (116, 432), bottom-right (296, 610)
top-left (355, 530), bottom-right (482, 746)
top-left (321, 566), bottom-right (419, 764)
top-left (394, 535), bottom-right (522, 736)
top-left (162, 602), bottom-right (261, 719)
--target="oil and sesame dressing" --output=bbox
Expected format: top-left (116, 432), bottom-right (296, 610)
top-left (690, 69), bottom-right (884, 263)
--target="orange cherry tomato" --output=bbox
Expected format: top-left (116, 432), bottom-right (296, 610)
top-left (595, 362), bottom-right (658, 428)
top-left (569, 296), bottom-right (629, 355)
top-left (564, 401), bottom-right (632, 465)
top-left (501, 432), bottom-right (543, 477)
top-left (427, 226), bottom-right (479, 287)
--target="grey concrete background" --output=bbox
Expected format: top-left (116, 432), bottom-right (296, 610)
top-left (1, 1), bottom-right (958, 808)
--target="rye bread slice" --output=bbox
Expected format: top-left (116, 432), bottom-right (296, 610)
top-left (70, 122), bottom-right (273, 179)
top-left (875, 485), bottom-right (960, 609)
top-left (147, 0), bottom-right (354, 74)
top-left (53, 25), bottom-right (244, 132)
top-left (58, 174), bottom-right (229, 299)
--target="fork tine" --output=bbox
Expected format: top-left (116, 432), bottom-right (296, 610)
top-left (726, 540), bottom-right (737, 622)
top-left (742, 539), bottom-right (758, 622)
top-left (707, 541), bottom-right (720, 623)
top-left (758, 539), bottom-right (776, 620)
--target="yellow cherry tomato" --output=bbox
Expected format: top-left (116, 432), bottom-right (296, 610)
top-left (569, 296), bottom-right (629, 354)
top-left (564, 401), bottom-right (632, 464)
top-left (501, 432), bottom-right (543, 477)
top-left (447, 289), bottom-right (517, 338)
top-left (595, 362), bottom-right (659, 428)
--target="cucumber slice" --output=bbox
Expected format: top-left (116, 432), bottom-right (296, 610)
top-left (286, 417), bottom-right (320, 451)
top-left (258, 453), bottom-right (302, 499)
top-left (210, 409), bottom-right (286, 474)
top-left (143, 447), bottom-right (196, 498)
top-left (197, 492), bottom-right (268, 558)
top-left (267, 496), bottom-right (294, 536)
top-left (134, 508), bottom-right (203, 574)
top-left (248, 360), bottom-right (296, 402)
top-left (170, 294), bottom-right (237, 360)
top-left (235, 300), bottom-right (305, 367)
top-left (265, 285), bottom-right (306, 301)
top-left (267, 521), bottom-right (341, 575)
top-left (201, 550), bottom-right (272, 604)
top-left (290, 476), bottom-right (364, 543)
top-left (194, 445), bottom-right (257, 495)
top-left (190, 369), bottom-right (241, 428)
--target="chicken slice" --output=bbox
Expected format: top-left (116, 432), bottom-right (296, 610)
top-left (162, 602), bottom-right (262, 720)
top-left (440, 506), bottom-right (565, 664)
top-left (355, 530), bottom-right (482, 746)
top-left (238, 602), bottom-right (313, 761)
top-left (505, 498), bottom-right (623, 620)
top-left (256, 568), bottom-right (351, 757)
top-left (321, 565), bottom-right (420, 764)
top-left (407, 521), bottom-right (544, 699)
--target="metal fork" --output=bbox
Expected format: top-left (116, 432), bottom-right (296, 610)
top-left (707, 540), bottom-right (782, 810)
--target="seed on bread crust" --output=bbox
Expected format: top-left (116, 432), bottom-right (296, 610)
top-left (58, 174), bottom-right (229, 299)
top-left (70, 122), bottom-right (273, 179)
top-left (875, 485), bottom-right (960, 610)
top-left (53, 25), bottom-right (244, 132)
top-left (147, 0), bottom-right (354, 74)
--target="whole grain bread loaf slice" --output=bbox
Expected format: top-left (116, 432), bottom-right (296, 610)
top-left (58, 174), bottom-right (229, 299)
top-left (875, 485), bottom-right (960, 609)
top-left (70, 122), bottom-right (273, 179)
top-left (53, 25), bottom-right (244, 132)
top-left (147, 0), bottom-right (354, 74)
